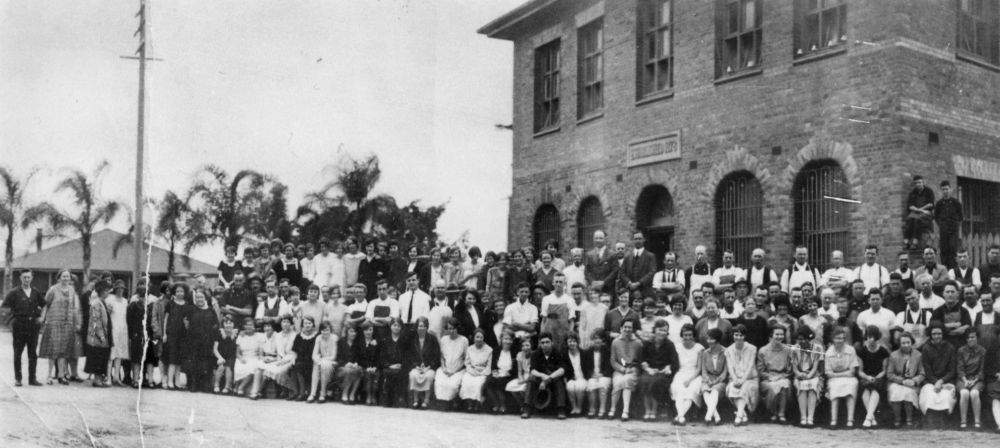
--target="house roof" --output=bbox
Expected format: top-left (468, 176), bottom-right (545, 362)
top-left (477, 0), bottom-right (557, 40)
top-left (10, 229), bottom-right (217, 275)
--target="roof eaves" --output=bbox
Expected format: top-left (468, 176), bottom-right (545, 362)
top-left (477, 0), bottom-right (558, 40)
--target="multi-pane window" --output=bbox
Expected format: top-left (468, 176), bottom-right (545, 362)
top-left (533, 39), bottom-right (561, 133)
top-left (576, 197), bottom-right (605, 251)
top-left (578, 20), bottom-right (604, 118)
top-left (956, 0), bottom-right (1000, 65)
top-left (716, 0), bottom-right (762, 77)
top-left (958, 177), bottom-right (1000, 235)
top-left (637, 0), bottom-right (674, 98)
top-left (793, 161), bottom-right (850, 271)
top-left (715, 172), bottom-right (763, 268)
top-left (533, 204), bottom-right (562, 253)
top-left (793, 0), bottom-right (847, 58)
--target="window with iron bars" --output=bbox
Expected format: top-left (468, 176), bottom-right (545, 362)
top-left (637, 0), bottom-right (674, 98)
top-left (958, 177), bottom-right (1000, 236)
top-left (534, 39), bottom-right (561, 133)
top-left (715, 172), bottom-right (764, 268)
top-left (533, 204), bottom-right (562, 254)
top-left (793, 161), bottom-right (850, 271)
top-left (793, 0), bottom-right (847, 58)
top-left (956, 0), bottom-right (1000, 65)
top-left (715, 0), bottom-right (762, 78)
top-left (576, 197), bottom-right (605, 251)
top-left (578, 19), bottom-right (604, 118)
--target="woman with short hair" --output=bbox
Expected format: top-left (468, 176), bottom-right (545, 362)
top-left (358, 322), bottom-right (381, 405)
top-left (486, 331), bottom-right (517, 414)
top-left (638, 319), bottom-right (679, 421)
top-left (700, 328), bottom-right (728, 424)
top-left (435, 318), bottom-right (469, 408)
top-left (792, 326), bottom-right (824, 427)
top-left (336, 325), bottom-right (362, 403)
top-left (379, 318), bottom-right (407, 407)
top-left (564, 333), bottom-right (588, 415)
top-left (459, 328), bottom-right (493, 411)
top-left (83, 281), bottom-right (112, 387)
top-left (887, 332), bottom-right (925, 427)
top-left (726, 324), bottom-right (759, 425)
top-left (956, 328), bottom-right (985, 429)
top-left (919, 324), bottom-right (957, 424)
top-left (406, 316), bottom-right (440, 409)
top-left (583, 329), bottom-right (613, 418)
top-left (506, 338), bottom-right (533, 407)
top-left (287, 316), bottom-right (317, 400)
top-left (858, 325), bottom-right (890, 427)
top-left (825, 327), bottom-right (860, 427)
top-left (610, 319), bottom-right (643, 421)
top-left (670, 324), bottom-right (703, 425)
top-left (234, 317), bottom-right (265, 399)
top-left (757, 325), bottom-right (793, 422)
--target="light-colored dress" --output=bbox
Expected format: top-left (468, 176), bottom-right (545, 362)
top-left (886, 349), bottom-right (924, 406)
top-left (665, 314), bottom-right (693, 346)
top-left (670, 342), bottom-right (704, 405)
top-left (459, 343), bottom-right (493, 401)
top-left (38, 285), bottom-right (82, 359)
top-left (234, 332), bottom-right (265, 381)
top-left (578, 301), bottom-right (608, 350)
top-left (792, 343), bottom-right (824, 393)
top-left (262, 331), bottom-right (296, 380)
top-left (825, 344), bottom-right (859, 399)
top-left (434, 335), bottom-right (468, 400)
top-left (798, 313), bottom-right (828, 347)
top-left (725, 343), bottom-right (759, 410)
top-left (506, 351), bottom-right (531, 393)
top-left (105, 294), bottom-right (130, 360)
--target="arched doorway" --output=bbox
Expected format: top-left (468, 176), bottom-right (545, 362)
top-left (532, 204), bottom-right (561, 254)
top-left (793, 160), bottom-right (850, 270)
top-left (635, 184), bottom-right (675, 270)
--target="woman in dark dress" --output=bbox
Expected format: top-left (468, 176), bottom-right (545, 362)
top-left (639, 320), bottom-right (680, 421)
top-left (858, 325), bottom-right (890, 428)
top-left (126, 281), bottom-right (155, 388)
top-left (485, 331), bottom-right (518, 414)
top-left (185, 290), bottom-right (220, 392)
top-left (162, 283), bottom-right (192, 390)
top-left (84, 281), bottom-right (112, 387)
top-left (289, 316), bottom-right (317, 401)
top-left (358, 322), bottom-right (381, 405)
top-left (379, 318), bottom-right (407, 407)
top-left (337, 325), bottom-right (363, 403)
top-left (406, 316), bottom-right (440, 408)
top-left (734, 299), bottom-right (769, 350)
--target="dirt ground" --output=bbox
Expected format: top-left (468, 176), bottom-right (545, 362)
top-left (0, 331), bottom-right (997, 448)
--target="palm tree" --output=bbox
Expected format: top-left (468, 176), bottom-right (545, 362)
top-left (155, 190), bottom-right (193, 277)
top-left (184, 165), bottom-right (265, 253)
top-left (0, 166), bottom-right (40, 292)
top-left (22, 161), bottom-right (124, 282)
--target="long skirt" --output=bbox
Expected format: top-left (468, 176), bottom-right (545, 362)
top-left (459, 372), bottom-right (487, 401)
top-left (726, 379), bottom-right (760, 411)
top-left (83, 344), bottom-right (110, 375)
top-left (761, 378), bottom-right (790, 411)
top-left (381, 368), bottom-right (406, 406)
top-left (409, 368), bottom-right (435, 392)
top-left (670, 376), bottom-right (704, 406)
top-left (918, 383), bottom-right (956, 414)
top-left (233, 358), bottom-right (261, 382)
top-left (826, 377), bottom-right (859, 400)
top-left (506, 377), bottom-right (528, 393)
top-left (434, 368), bottom-right (463, 400)
top-left (887, 383), bottom-right (919, 406)
top-left (638, 372), bottom-right (671, 400)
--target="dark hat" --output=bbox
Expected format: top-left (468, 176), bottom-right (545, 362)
top-left (531, 281), bottom-right (550, 296)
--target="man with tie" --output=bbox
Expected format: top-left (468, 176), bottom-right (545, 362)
top-left (2, 270), bottom-right (46, 386)
top-left (652, 252), bottom-right (685, 295)
top-left (397, 271), bottom-right (431, 340)
top-left (619, 231), bottom-right (658, 298)
top-left (585, 230), bottom-right (614, 288)
top-left (602, 242), bottom-right (628, 295)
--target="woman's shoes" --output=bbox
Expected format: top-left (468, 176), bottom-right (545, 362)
top-left (974, 422), bottom-right (982, 429)
top-left (862, 418), bottom-right (872, 428)
top-left (69, 376), bottom-right (83, 383)
top-left (621, 412), bottom-right (629, 422)
top-left (960, 422), bottom-right (968, 429)
top-left (318, 396), bottom-right (326, 404)
top-left (844, 420), bottom-right (853, 428)
top-left (58, 377), bottom-right (69, 385)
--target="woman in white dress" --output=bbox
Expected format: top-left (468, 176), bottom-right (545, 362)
top-left (435, 318), bottom-right (468, 406)
top-left (825, 327), bottom-right (860, 427)
top-left (664, 296), bottom-right (693, 346)
top-left (670, 324), bottom-right (703, 425)
top-left (262, 316), bottom-right (296, 396)
top-left (792, 326), bottom-right (824, 427)
top-left (459, 329), bottom-right (493, 411)
top-left (505, 339), bottom-right (532, 404)
top-left (234, 317), bottom-right (265, 399)
top-left (105, 281), bottom-right (130, 385)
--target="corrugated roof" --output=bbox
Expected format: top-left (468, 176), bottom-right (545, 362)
top-left (10, 229), bottom-right (217, 275)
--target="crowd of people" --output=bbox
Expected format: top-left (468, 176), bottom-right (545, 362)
top-left (5, 231), bottom-right (1000, 433)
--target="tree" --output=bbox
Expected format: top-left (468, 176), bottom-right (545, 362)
top-left (255, 182), bottom-right (292, 243)
top-left (184, 165), bottom-right (266, 252)
top-left (0, 166), bottom-right (40, 292)
top-left (154, 190), bottom-right (194, 277)
top-left (22, 161), bottom-right (124, 282)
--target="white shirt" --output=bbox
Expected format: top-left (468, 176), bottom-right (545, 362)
top-left (919, 293), bottom-right (945, 311)
top-left (949, 267), bottom-right (983, 290)
top-left (854, 263), bottom-right (891, 290)
top-left (780, 263), bottom-right (818, 292)
top-left (503, 300), bottom-right (539, 339)
top-left (856, 307), bottom-right (896, 348)
top-left (568, 350), bottom-right (584, 381)
top-left (365, 297), bottom-right (400, 321)
top-left (563, 264), bottom-right (587, 289)
top-left (962, 301), bottom-right (983, 317)
top-left (719, 300), bottom-right (744, 320)
top-left (254, 295), bottom-right (290, 320)
top-left (653, 268), bottom-right (685, 291)
top-left (747, 266), bottom-right (777, 289)
top-left (541, 292), bottom-right (578, 319)
top-left (300, 257), bottom-right (315, 284)
top-left (977, 311), bottom-right (996, 325)
top-left (427, 300), bottom-right (452, 337)
top-left (818, 304), bottom-right (840, 320)
top-left (821, 267), bottom-right (855, 287)
top-left (712, 265), bottom-right (746, 288)
top-left (311, 252), bottom-right (344, 290)
top-left (397, 288), bottom-right (432, 324)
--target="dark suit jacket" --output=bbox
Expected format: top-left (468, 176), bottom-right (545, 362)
top-left (530, 348), bottom-right (571, 377)
top-left (358, 256), bottom-right (387, 299)
top-left (404, 334), bottom-right (441, 370)
top-left (492, 348), bottom-right (520, 378)
top-left (602, 258), bottom-right (625, 294)
top-left (453, 302), bottom-right (486, 341)
top-left (580, 345), bottom-right (613, 378)
top-left (585, 246), bottom-right (614, 284)
top-left (620, 249), bottom-right (657, 294)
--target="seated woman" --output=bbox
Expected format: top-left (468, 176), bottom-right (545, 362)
top-left (459, 328), bottom-right (493, 412)
top-left (919, 324), bottom-right (957, 426)
top-left (985, 338), bottom-right (1000, 431)
top-left (670, 324), bottom-right (703, 425)
top-left (260, 317), bottom-right (295, 398)
top-left (726, 324), bottom-right (759, 425)
top-left (272, 315), bottom-right (298, 398)
top-left (791, 326), bottom-right (823, 427)
top-left (308, 321), bottom-right (337, 403)
top-left (435, 318), bottom-right (469, 408)
top-left (336, 326), bottom-right (362, 403)
top-left (583, 329), bottom-right (613, 419)
top-left (825, 327), bottom-right (860, 427)
top-left (505, 338), bottom-right (533, 407)
top-left (610, 320), bottom-right (643, 421)
top-left (757, 325), bottom-right (792, 422)
top-left (486, 331), bottom-right (517, 414)
top-left (234, 317), bottom-right (265, 399)
top-left (287, 316), bottom-right (317, 401)
top-left (638, 320), bottom-right (679, 422)
top-left (700, 328), bottom-right (728, 424)
top-left (858, 325), bottom-right (890, 428)
top-left (956, 328), bottom-right (985, 429)
top-left (564, 333), bottom-right (588, 416)
top-left (406, 316), bottom-right (440, 409)
top-left (358, 322), bottom-right (381, 406)
top-left (379, 318), bottom-right (407, 407)
top-left (887, 331), bottom-right (925, 427)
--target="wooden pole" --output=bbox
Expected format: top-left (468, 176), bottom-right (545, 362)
top-left (132, 0), bottom-right (147, 290)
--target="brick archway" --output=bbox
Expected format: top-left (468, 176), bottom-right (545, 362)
top-left (781, 137), bottom-right (861, 196)
top-left (700, 145), bottom-right (774, 203)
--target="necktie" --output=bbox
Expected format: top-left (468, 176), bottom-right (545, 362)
top-left (407, 291), bottom-right (414, 323)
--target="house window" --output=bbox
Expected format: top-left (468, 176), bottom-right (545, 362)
top-left (534, 39), bottom-right (561, 133)
top-left (793, 161), bottom-right (850, 271)
top-left (533, 204), bottom-right (562, 253)
top-left (793, 0), bottom-right (847, 58)
top-left (715, 0), bottom-right (762, 77)
top-left (637, 0), bottom-right (674, 98)
top-left (956, 0), bottom-right (1000, 65)
top-left (576, 197), bottom-right (605, 251)
top-left (958, 177), bottom-right (1000, 235)
top-left (578, 19), bottom-right (604, 118)
top-left (714, 172), bottom-right (764, 268)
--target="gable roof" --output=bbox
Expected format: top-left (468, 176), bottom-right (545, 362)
top-left (10, 229), bottom-right (217, 275)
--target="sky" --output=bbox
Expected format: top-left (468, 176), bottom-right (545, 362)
top-left (0, 0), bottom-right (521, 265)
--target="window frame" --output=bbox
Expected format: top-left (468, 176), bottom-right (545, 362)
top-left (792, 161), bottom-right (851, 272)
top-left (714, 172), bottom-right (764, 269)
top-left (533, 39), bottom-right (562, 134)
top-left (577, 18), bottom-right (604, 119)
top-left (636, 0), bottom-right (675, 100)
top-left (958, 177), bottom-right (1000, 236)
top-left (576, 197), bottom-right (605, 251)
top-left (955, 0), bottom-right (1000, 67)
top-left (793, 0), bottom-right (848, 59)
top-left (533, 204), bottom-right (562, 254)
top-left (715, 0), bottom-right (763, 79)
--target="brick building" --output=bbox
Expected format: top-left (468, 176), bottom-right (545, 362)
top-left (480, 0), bottom-right (1000, 271)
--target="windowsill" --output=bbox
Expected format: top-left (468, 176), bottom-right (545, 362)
top-left (955, 51), bottom-right (1000, 72)
top-left (532, 126), bottom-right (561, 138)
top-left (636, 90), bottom-right (675, 107)
top-left (713, 68), bottom-right (764, 85)
top-left (792, 46), bottom-right (847, 66)
top-left (576, 112), bottom-right (603, 126)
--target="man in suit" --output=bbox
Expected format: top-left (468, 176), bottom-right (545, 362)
top-left (1, 270), bottom-right (46, 386)
top-left (358, 239), bottom-right (387, 300)
top-left (585, 230), bottom-right (614, 287)
top-left (602, 242), bottom-right (628, 295)
top-left (619, 231), bottom-right (658, 298)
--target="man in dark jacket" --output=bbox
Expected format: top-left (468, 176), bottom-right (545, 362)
top-left (522, 332), bottom-right (570, 419)
top-left (2, 270), bottom-right (46, 386)
top-left (620, 231), bottom-right (658, 298)
top-left (904, 175), bottom-right (935, 249)
top-left (934, 181), bottom-right (963, 268)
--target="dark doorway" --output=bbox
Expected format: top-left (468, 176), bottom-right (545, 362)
top-left (644, 227), bottom-right (674, 271)
top-left (636, 184), bottom-right (675, 270)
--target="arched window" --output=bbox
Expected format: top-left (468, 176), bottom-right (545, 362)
top-left (793, 160), bottom-right (850, 270)
top-left (576, 197), bottom-right (605, 251)
top-left (715, 172), bottom-right (763, 268)
top-left (533, 204), bottom-right (562, 254)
